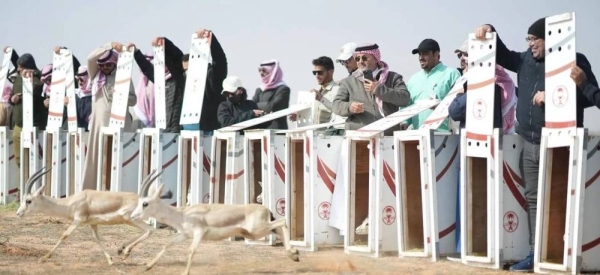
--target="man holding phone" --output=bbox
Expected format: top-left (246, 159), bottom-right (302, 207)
top-left (332, 43), bottom-right (410, 135)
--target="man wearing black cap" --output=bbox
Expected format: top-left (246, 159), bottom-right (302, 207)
top-left (403, 38), bottom-right (461, 131)
top-left (474, 17), bottom-right (599, 272)
top-left (3, 47), bottom-right (45, 168)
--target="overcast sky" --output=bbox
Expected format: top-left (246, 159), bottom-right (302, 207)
top-left (2, 0), bottom-right (599, 130)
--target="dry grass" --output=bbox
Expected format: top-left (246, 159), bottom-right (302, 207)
top-left (0, 206), bottom-right (520, 275)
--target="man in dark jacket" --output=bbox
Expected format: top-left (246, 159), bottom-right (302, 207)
top-left (5, 48), bottom-right (45, 167)
top-left (217, 76), bottom-right (269, 130)
top-left (182, 29), bottom-right (228, 133)
top-left (474, 17), bottom-right (599, 272)
top-left (129, 37), bottom-right (185, 133)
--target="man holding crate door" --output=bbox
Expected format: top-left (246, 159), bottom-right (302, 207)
top-left (3, 48), bottom-right (45, 168)
top-left (181, 29), bottom-right (228, 134)
top-left (447, 38), bottom-right (518, 261)
top-left (474, 17), bottom-right (599, 272)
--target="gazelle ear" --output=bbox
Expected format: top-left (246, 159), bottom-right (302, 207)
top-left (153, 183), bottom-right (165, 199)
top-left (33, 184), bottom-right (46, 197)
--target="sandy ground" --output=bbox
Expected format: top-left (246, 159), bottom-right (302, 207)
top-left (0, 202), bottom-right (519, 275)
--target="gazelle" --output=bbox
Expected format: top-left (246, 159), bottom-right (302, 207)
top-left (355, 217), bottom-right (369, 235)
top-left (16, 167), bottom-right (172, 265)
top-left (131, 176), bottom-right (299, 275)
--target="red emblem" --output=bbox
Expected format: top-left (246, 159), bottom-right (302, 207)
top-left (382, 206), bottom-right (396, 225)
top-left (276, 198), bottom-right (285, 216)
top-left (318, 202), bottom-right (331, 220)
top-left (503, 211), bottom-right (519, 232)
top-left (472, 99), bottom-right (487, 120)
top-left (552, 85), bottom-right (568, 107)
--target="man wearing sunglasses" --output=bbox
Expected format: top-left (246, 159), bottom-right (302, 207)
top-left (312, 56), bottom-right (346, 134)
top-left (474, 17), bottom-right (599, 272)
top-left (336, 42), bottom-right (358, 76)
top-left (332, 43), bottom-right (410, 135)
top-left (454, 40), bottom-right (469, 76)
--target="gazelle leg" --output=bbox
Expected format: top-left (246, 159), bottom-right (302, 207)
top-left (273, 221), bottom-right (299, 262)
top-left (90, 225), bottom-right (113, 265)
top-left (120, 221), bottom-right (153, 259)
top-left (146, 233), bottom-right (187, 270)
top-left (39, 221), bottom-right (80, 263)
top-left (183, 230), bottom-right (203, 275)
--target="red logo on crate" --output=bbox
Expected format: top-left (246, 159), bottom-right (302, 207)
top-left (552, 85), bottom-right (568, 107)
top-left (203, 193), bottom-right (210, 203)
top-left (503, 211), bottom-right (518, 232)
top-left (382, 206), bottom-right (396, 225)
top-left (472, 99), bottom-right (487, 120)
top-left (276, 198), bottom-right (285, 216)
top-left (318, 202), bottom-right (331, 220)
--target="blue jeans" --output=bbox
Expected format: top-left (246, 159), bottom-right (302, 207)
top-left (456, 169), bottom-right (461, 253)
top-left (182, 124), bottom-right (200, 130)
top-left (181, 124), bottom-right (213, 136)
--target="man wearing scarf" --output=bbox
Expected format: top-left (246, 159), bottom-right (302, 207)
top-left (403, 39), bottom-right (462, 132)
top-left (81, 42), bottom-right (137, 191)
top-left (75, 66), bottom-right (93, 130)
top-left (130, 53), bottom-right (155, 129)
top-left (332, 43), bottom-right (410, 135)
top-left (0, 82), bottom-right (11, 126)
top-left (128, 36), bottom-right (185, 133)
top-left (253, 60), bottom-right (290, 129)
top-left (4, 47), bottom-right (45, 167)
top-left (474, 17), bottom-right (598, 272)
top-left (39, 48), bottom-right (82, 131)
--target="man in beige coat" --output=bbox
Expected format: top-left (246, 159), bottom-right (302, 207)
top-left (81, 42), bottom-right (137, 191)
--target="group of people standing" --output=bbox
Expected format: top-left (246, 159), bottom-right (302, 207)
top-left (2, 16), bottom-right (600, 272)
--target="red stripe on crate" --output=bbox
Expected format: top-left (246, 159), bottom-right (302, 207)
top-left (436, 146), bottom-right (458, 182)
top-left (317, 157), bottom-right (334, 193)
top-left (503, 162), bottom-right (526, 210)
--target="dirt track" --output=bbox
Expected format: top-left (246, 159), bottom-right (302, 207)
top-left (0, 203), bottom-right (517, 275)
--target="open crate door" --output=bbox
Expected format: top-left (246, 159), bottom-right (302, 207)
top-left (177, 131), bottom-right (209, 207)
top-left (285, 132), bottom-right (307, 248)
top-left (340, 100), bottom-right (438, 258)
top-left (460, 130), bottom-right (496, 264)
top-left (65, 129), bottom-right (86, 197)
top-left (535, 129), bottom-right (585, 273)
top-left (96, 128), bottom-right (140, 193)
top-left (41, 129), bottom-right (67, 198)
top-left (243, 130), bottom-right (276, 246)
top-left (20, 128), bottom-right (42, 199)
top-left (138, 129), bottom-right (179, 207)
top-left (0, 127), bottom-right (20, 204)
top-left (19, 75), bottom-right (41, 199)
top-left (219, 91), bottom-right (316, 133)
top-left (209, 131), bottom-right (244, 206)
top-left (343, 136), bottom-right (372, 254)
top-left (394, 130), bottom-right (433, 258)
top-left (284, 128), bottom-right (344, 252)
